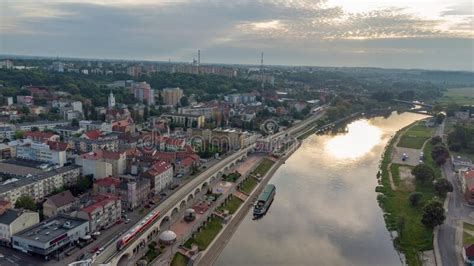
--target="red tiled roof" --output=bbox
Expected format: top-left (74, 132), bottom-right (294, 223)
top-left (47, 141), bottom-right (68, 151)
top-left (180, 157), bottom-right (195, 167)
top-left (95, 177), bottom-right (121, 188)
top-left (83, 130), bottom-right (102, 140)
top-left (464, 171), bottom-right (474, 192)
top-left (81, 150), bottom-right (124, 160)
top-left (145, 160), bottom-right (172, 176)
top-left (80, 194), bottom-right (120, 214)
top-left (465, 244), bottom-right (474, 257)
top-left (24, 131), bottom-right (57, 142)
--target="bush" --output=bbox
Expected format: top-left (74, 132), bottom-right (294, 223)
top-left (409, 192), bottom-right (423, 206)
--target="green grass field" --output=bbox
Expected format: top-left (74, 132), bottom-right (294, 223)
top-left (377, 122), bottom-right (442, 266)
top-left (171, 253), bottom-right (189, 266)
top-left (253, 158), bottom-right (275, 177)
top-left (439, 87), bottom-right (474, 105)
top-left (240, 177), bottom-right (258, 194)
top-left (464, 222), bottom-right (474, 245)
top-left (184, 216), bottom-right (223, 250)
top-left (217, 195), bottom-right (243, 214)
top-left (397, 123), bottom-right (434, 149)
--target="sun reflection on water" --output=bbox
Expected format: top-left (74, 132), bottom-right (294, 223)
top-left (325, 120), bottom-right (382, 159)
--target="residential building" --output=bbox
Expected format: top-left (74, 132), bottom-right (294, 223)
top-left (0, 144), bottom-right (11, 159)
top-left (0, 165), bottom-right (81, 204)
top-left (119, 178), bottom-right (150, 210)
top-left (162, 113), bottom-right (205, 128)
top-left (17, 95), bottom-right (34, 106)
top-left (68, 136), bottom-right (119, 153)
top-left (93, 177), bottom-right (121, 195)
top-left (24, 131), bottom-right (60, 143)
top-left (16, 121), bottom-right (70, 132)
top-left (161, 87), bottom-right (183, 106)
top-left (54, 125), bottom-right (83, 139)
top-left (462, 170), bottom-right (474, 205)
top-left (178, 105), bottom-right (216, 120)
top-left (42, 190), bottom-right (79, 218)
top-left (142, 161), bottom-right (173, 194)
top-left (77, 150), bottom-right (126, 179)
top-left (0, 209), bottom-right (39, 246)
top-left (79, 120), bottom-right (111, 132)
top-left (12, 215), bottom-right (89, 259)
top-left (15, 141), bottom-right (67, 167)
top-left (0, 125), bottom-right (15, 140)
top-left (132, 82), bottom-right (155, 105)
top-left (76, 194), bottom-right (121, 232)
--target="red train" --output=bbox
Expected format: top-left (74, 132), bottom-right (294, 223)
top-left (116, 209), bottom-right (160, 251)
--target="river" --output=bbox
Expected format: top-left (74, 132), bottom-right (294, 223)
top-left (215, 112), bottom-right (429, 266)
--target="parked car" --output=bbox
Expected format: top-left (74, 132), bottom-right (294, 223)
top-left (125, 218), bottom-right (131, 224)
top-left (89, 246), bottom-right (100, 253)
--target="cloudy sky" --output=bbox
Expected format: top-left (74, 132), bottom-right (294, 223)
top-left (1, 0), bottom-right (473, 70)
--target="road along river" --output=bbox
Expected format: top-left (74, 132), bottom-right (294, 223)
top-left (215, 112), bottom-right (428, 266)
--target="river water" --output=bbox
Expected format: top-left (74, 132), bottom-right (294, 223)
top-left (215, 112), bottom-right (428, 266)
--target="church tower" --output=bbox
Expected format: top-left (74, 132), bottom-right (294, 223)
top-left (108, 91), bottom-right (116, 109)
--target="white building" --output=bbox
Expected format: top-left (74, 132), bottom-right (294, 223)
top-left (142, 161), bottom-right (173, 193)
top-left (15, 141), bottom-right (67, 167)
top-left (0, 165), bottom-right (81, 204)
top-left (0, 209), bottom-right (39, 246)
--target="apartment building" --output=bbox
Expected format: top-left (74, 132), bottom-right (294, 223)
top-left (0, 208), bottom-right (39, 246)
top-left (0, 165), bottom-right (81, 204)
top-left (161, 113), bottom-right (205, 128)
top-left (142, 161), bottom-right (173, 194)
top-left (77, 150), bottom-right (126, 179)
top-left (42, 190), bottom-right (79, 218)
top-left (15, 141), bottom-right (67, 167)
top-left (161, 87), bottom-right (183, 106)
top-left (76, 194), bottom-right (121, 232)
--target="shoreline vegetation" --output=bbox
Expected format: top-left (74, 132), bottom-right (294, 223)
top-left (376, 119), bottom-right (446, 266)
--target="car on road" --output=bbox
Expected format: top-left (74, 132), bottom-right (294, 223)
top-left (89, 246), bottom-right (100, 253)
top-left (125, 218), bottom-right (131, 224)
top-left (160, 192), bottom-right (167, 197)
top-left (401, 153), bottom-right (408, 161)
top-left (170, 184), bottom-right (179, 190)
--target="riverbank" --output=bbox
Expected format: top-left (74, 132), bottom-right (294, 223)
top-left (195, 140), bottom-right (302, 265)
top-left (377, 119), bottom-right (445, 266)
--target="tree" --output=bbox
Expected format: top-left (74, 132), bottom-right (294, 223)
top-left (411, 164), bottom-right (435, 183)
top-left (421, 199), bottom-right (445, 228)
top-left (180, 96), bottom-right (189, 107)
top-left (409, 192), bottom-right (423, 206)
top-left (71, 118), bottom-right (79, 127)
top-left (435, 113), bottom-right (445, 124)
top-left (15, 195), bottom-right (37, 211)
top-left (14, 130), bottom-right (24, 140)
top-left (431, 145), bottom-right (450, 166)
top-left (430, 136), bottom-right (442, 146)
top-left (434, 179), bottom-right (454, 197)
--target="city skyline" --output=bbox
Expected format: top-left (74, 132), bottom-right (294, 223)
top-left (1, 0), bottom-right (473, 71)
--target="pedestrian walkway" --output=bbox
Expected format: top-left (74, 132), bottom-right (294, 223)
top-left (233, 191), bottom-right (248, 201)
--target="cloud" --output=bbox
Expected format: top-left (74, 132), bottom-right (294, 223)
top-left (0, 0), bottom-right (473, 70)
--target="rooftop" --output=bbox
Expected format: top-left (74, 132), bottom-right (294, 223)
top-left (0, 209), bottom-right (28, 225)
top-left (45, 190), bottom-right (76, 208)
top-left (13, 215), bottom-right (88, 244)
top-left (0, 165), bottom-right (81, 194)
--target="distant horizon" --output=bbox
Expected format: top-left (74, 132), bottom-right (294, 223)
top-left (2, 52), bottom-right (473, 73)
top-left (1, 1), bottom-right (473, 72)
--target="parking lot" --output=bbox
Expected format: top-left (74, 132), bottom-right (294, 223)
top-left (392, 146), bottom-right (424, 166)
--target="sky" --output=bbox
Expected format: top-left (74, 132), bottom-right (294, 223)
top-left (1, 0), bottom-right (473, 71)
